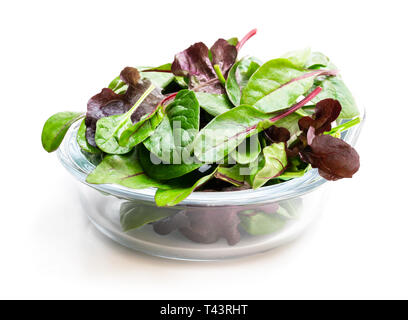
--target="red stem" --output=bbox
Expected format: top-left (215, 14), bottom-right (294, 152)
top-left (160, 92), bottom-right (178, 106)
top-left (236, 28), bottom-right (257, 51)
top-left (270, 87), bottom-right (322, 122)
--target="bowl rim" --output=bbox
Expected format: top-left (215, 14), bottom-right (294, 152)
top-left (57, 108), bottom-right (365, 207)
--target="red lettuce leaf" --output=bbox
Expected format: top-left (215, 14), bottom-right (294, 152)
top-left (264, 125), bottom-right (291, 144)
top-left (85, 67), bottom-right (163, 146)
top-left (300, 134), bottom-right (360, 180)
top-left (171, 39), bottom-right (237, 94)
top-left (298, 98), bottom-right (341, 135)
top-left (153, 208), bottom-right (241, 246)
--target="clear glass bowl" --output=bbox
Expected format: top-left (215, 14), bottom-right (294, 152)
top-left (57, 112), bottom-right (364, 261)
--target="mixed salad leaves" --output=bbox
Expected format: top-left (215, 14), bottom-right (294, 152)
top-left (42, 29), bottom-right (361, 208)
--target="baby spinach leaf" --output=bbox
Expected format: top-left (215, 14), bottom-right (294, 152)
top-left (239, 211), bottom-right (286, 236)
top-left (241, 58), bottom-right (336, 113)
top-left (215, 165), bottom-right (246, 187)
top-left (142, 63), bottom-right (172, 72)
top-left (118, 106), bottom-right (164, 149)
top-left (77, 119), bottom-right (101, 154)
top-left (138, 144), bottom-right (201, 180)
top-left (249, 143), bottom-right (288, 189)
top-left (86, 150), bottom-right (170, 190)
top-left (95, 84), bottom-right (156, 154)
top-left (230, 135), bottom-right (261, 165)
top-left (195, 92), bottom-right (233, 116)
top-left (281, 48), bottom-right (311, 68)
top-left (311, 77), bottom-right (359, 119)
top-left (108, 76), bottom-right (127, 94)
top-left (155, 170), bottom-right (216, 207)
top-left (226, 57), bottom-right (261, 106)
top-left (41, 112), bottom-right (84, 153)
top-left (120, 201), bottom-right (178, 232)
top-left (144, 90), bottom-right (200, 163)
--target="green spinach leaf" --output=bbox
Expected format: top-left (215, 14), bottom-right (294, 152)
top-left (138, 144), bottom-right (201, 180)
top-left (249, 143), bottom-right (288, 189)
top-left (120, 201), bottom-right (178, 232)
top-left (144, 90), bottom-right (200, 163)
top-left (311, 77), bottom-right (359, 119)
top-left (77, 119), bottom-right (101, 154)
top-left (281, 48), bottom-right (311, 68)
top-left (230, 135), bottom-right (261, 164)
top-left (86, 150), bottom-right (170, 190)
top-left (226, 57), bottom-right (261, 106)
top-left (41, 112), bottom-right (84, 153)
top-left (195, 92), bottom-right (233, 116)
top-left (95, 84), bottom-right (155, 154)
top-left (239, 211), bottom-right (286, 235)
top-left (155, 170), bottom-right (216, 207)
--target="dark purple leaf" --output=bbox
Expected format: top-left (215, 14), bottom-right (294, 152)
top-left (85, 67), bottom-right (163, 146)
top-left (300, 134), bottom-right (360, 180)
top-left (298, 98), bottom-right (341, 135)
top-left (171, 39), bottom-right (237, 94)
top-left (153, 208), bottom-right (241, 246)
top-left (264, 125), bottom-right (291, 144)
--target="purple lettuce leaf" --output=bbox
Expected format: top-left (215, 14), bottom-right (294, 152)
top-left (171, 39), bottom-right (237, 94)
top-left (85, 67), bottom-right (163, 146)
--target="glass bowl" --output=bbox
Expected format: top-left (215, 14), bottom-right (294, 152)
top-left (57, 111), bottom-right (364, 261)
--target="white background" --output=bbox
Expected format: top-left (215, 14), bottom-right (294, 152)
top-left (1, 0), bottom-right (407, 299)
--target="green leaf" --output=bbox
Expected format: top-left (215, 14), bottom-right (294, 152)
top-left (239, 211), bottom-right (286, 235)
top-left (140, 69), bottom-right (174, 89)
top-left (141, 63), bottom-right (172, 72)
top-left (194, 105), bottom-right (272, 162)
top-left (227, 37), bottom-right (239, 46)
top-left (41, 112), bottom-right (84, 152)
top-left (155, 170), bottom-right (216, 207)
top-left (305, 51), bottom-right (336, 69)
top-left (120, 201), bottom-right (178, 232)
top-left (95, 84), bottom-right (155, 154)
top-left (312, 77), bottom-right (359, 119)
top-left (249, 143), bottom-right (288, 189)
top-left (76, 119), bottom-right (101, 154)
top-left (118, 106), bottom-right (164, 148)
top-left (241, 58), bottom-right (335, 113)
top-left (226, 57), bottom-right (261, 106)
top-left (215, 165), bottom-right (246, 187)
top-left (281, 48), bottom-right (311, 68)
top-left (86, 150), bottom-right (170, 190)
top-left (230, 135), bottom-right (261, 164)
top-left (144, 90), bottom-right (200, 163)
top-left (108, 76), bottom-right (127, 94)
top-left (195, 92), bottom-right (233, 116)
top-left (138, 144), bottom-right (201, 180)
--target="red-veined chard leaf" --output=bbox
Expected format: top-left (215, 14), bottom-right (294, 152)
top-left (241, 58), bottom-right (337, 113)
top-left (194, 87), bottom-right (322, 162)
top-left (41, 112), bottom-right (84, 153)
top-left (215, 165), bottom-right (246, 187)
